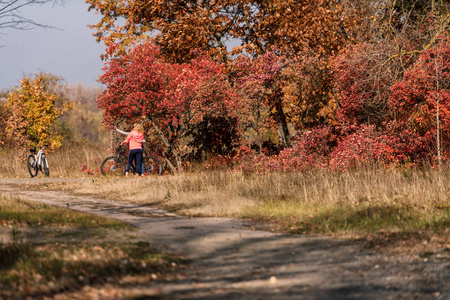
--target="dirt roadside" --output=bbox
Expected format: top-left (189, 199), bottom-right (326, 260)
top-left (0, 177), bottom-right (449, 300)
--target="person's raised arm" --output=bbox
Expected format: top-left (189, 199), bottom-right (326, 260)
top-left (116, 128), bottom-right (130, 136)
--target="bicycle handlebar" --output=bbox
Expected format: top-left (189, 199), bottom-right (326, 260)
top-left (29, 144), bottom-right (50, 152)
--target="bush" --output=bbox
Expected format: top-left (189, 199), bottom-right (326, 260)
top-left (329, 125), bottom-right (396, 170)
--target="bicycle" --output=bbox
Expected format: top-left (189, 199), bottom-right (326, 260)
top-left (100, 144), bottom-right (163, 176)
top-left (27, 144), bottom-right (50, 177)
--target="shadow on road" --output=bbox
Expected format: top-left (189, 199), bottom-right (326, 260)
top-left (0, 180), bottom-right (448, 300)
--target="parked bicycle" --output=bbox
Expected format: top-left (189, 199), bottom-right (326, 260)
top-left (27, 144), bottom-right (50, 177)
top-left (100, 144), bottom-right (163, 176)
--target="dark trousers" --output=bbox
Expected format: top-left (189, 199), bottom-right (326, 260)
top-left (126, 149), bottom-right (143, 174)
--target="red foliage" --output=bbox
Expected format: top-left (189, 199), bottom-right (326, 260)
top-left (97, 43), bottom-right (165, 127)
top-left (332, 43), bottom-right (392, 129)
top-left (389, 35), bottom-right (450, 163)
top-left (234, 126), bottom-right (334, 173)
top-left (233, 52), bottom-right (289, 149)
top-left (329, 125), bottom-right (396, 170)
top-left (331, 35), bottom-right (450, 166)
top-left (97, 36), bottom-right (450, 172)
top-left (98, 42), bottom-right (242, 171)
top-left (80, 158), bottom-right (102, 176)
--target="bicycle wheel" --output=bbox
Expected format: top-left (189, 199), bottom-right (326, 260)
top-left (100, 157), bottom-right (126, 176)
top-left (42, 156), bottom-right (50, 176)
top-left (142, 156), bottom-right (163, 175)
top-left (27, 155), bottom-right (38, 177)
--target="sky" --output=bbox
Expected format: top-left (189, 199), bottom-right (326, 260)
top-left (0, 1), bottom-right (105, 91)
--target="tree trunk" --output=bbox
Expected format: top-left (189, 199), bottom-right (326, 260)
top-left (202, 119), bottom-right (208, 161)
top-left (150, 118), bottom-right (183, 173)
top-left (275, 101), bottom-right (291, 148)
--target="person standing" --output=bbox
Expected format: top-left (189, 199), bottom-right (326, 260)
top-left (122, 123), bottom-right (145, 176)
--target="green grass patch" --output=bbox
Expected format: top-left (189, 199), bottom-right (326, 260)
top-left (0, 195), bottom-right (184, 298)
top-left (242, 200), bottom-right (450, 236)
top-left (0, 241), bottom-right (184, 299)
top-left (0, 195), bottom-right (132, 230)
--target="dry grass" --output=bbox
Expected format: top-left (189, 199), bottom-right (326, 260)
top-left (72, 167), bottom-right (450, 210)
top-left (75, 172), bottom-right (258, 216)
top-left (1, 143), bottom-right (448, 240)
top-left (0, 143), bottom-right (109, 178)
top-left (0, 195), bottom-right (182, 299)
top-left (0, 240), bottom-right (182, 299)
top-left (67, 168), bottom-right (449, 254)
top-left (0, 194), bottom-right (130, 229)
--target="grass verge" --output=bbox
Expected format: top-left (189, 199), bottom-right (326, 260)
top-left (57, 168), bottom-right (450, 252)
top-left (243, 200), bottom-right (449, 250)
top-left (0, 195), bottom-right (131, 230)
top-left (0, 195), bottom-right (184, 299)
top-left (0, 241), bottom-right (183, 299)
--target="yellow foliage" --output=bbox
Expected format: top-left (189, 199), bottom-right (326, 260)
top-left (4, 73), bottom-right (71, 150)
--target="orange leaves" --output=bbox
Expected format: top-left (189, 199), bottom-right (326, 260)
top-left (86, 0), bottom-right (235, 63)
top-left (235, 1), bottom-right (362, 57)
top-left (86, 0), bottom-right (366, 74)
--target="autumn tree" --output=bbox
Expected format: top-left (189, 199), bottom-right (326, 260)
top-left (283, 50), bottom-right (337, 131)
top-left (232, 1), bottom-right (366, 144)
top-left (364, 0), bottom-right (450, 45)
top-left (4, 72), bottom-right (71, 149)
top-left (86, 0), bottom-right (366, 60)
top-left (332, 43), bottom-right (400, 131)
top-left (233, 1), bottom-right (364, 57)
top-left (86, 0), bottom-right (241, 63)
top-left (331, 1), bottom-right (450, 162)
top-left (0, 93), bottom-right (9, 147)
top-left (233, 52), bottom-right (289, 150)
top-left (389, 35), bottom-right (450, 164)
top-left (97, 42), bottom-right (241, 172)
top-left (355, 0), bottom-right (450, 86)
top-left (87, 1), bottom-right (369, 148)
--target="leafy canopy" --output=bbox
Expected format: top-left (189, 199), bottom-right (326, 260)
top-left (4, 73), bottom-right (71, 149)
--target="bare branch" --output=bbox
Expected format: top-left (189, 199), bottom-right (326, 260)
top-left (0, 0), bottom-right (65, 31)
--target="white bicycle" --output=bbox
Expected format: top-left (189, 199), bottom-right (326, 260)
top-left (27, 144), bottom-right (50, 177)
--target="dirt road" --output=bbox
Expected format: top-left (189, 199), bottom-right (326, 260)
top-left (0, 178), bottom-right (448, 299)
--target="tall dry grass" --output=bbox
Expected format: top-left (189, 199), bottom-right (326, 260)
top-left (0, 143), bottom-right (110, 178)
top-left (1, 144), bottom-right (448, 236)
top-left (70, 166), bottom-right (450, 218)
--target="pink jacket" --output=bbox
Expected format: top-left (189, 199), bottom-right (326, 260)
top-left (123, 130), bottom-right (144, 150)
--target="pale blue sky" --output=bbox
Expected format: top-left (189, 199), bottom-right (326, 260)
top-left (0, 1), bottom-right (104, 90)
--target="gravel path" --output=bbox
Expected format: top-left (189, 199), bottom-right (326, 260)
top-left (0, 178), bottom-right (449, 299)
